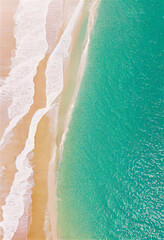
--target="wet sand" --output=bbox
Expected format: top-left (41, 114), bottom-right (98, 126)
top-left (0, 0), bottom-right (96, 239)
top-left (0, 0), bottom-right (19, 139)
top-left (27, 114), bottom-right (54, 240)
top-left (0, 0), bottom-right (18, 78)
top-left (47, 9), bottom-right (89, 240)
top-left (0, 55), bottom-right (48, 225)
top-left (55, 5), bottom-right (89, 148)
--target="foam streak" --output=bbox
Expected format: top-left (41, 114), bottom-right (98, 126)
top-left (0, 0), bottom-right (51, 148)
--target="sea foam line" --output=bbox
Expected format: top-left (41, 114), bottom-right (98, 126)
top-left (46, 0), bottom-right (63, 54)
top-left (0, 103), bottom-right (61, 240)
top-left (0, 0), bottom-right (52, 238)
top-left (45, 0), bottom-right (101, 238)
top-left (45, 1), bottom-right (85, 239)
top-left (0, 1), bottom-right (85, 239)
top-left (0, 108), bottom-right (45, 240)
top-left (0, 104), bottom-right (65, 239)
top-left (59, 0), bottom-right (101, 155)
top-left (0, 0), bottom-right (51, 148)
top-left (46, 0), bottom-right (84, 107)
top-left (0, 107), bottom-right (51, 240)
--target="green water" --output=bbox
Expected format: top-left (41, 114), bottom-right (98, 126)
top-left (57, 0), bottom-right (164, 239)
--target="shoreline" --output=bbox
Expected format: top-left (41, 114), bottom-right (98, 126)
top-left (0, 0), bottom-right (101, 239)
top-left (53, 0), bottom-right (101, 239)
top-left (46, 2), bottom-right (91, 239)
top-left (57, 0), bottom-right (101, 164)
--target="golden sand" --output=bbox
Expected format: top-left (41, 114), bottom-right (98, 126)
top-left (0, 0), bottom-right (97, 239)
top-left (0, 0), bottom-right (18, 78)
top-left (0, 55), bottom-right (48, 223)
top-left (0, 0), bottom-right (18, 139)
top-left (27, 114), bottom-right (54, 240)
top-left (26, 4), bottom-right (91, 239)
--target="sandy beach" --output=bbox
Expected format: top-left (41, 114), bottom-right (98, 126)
top-left (0, 0), bottom-right (99, 239)
top-left (0, 0), bottom-right (18, 78)
top-left (1, 0), bottom-right (162, 239)
top-left (0, 0), bottom-right (19, 143)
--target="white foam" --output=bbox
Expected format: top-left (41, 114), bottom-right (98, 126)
top-left (46, 0), bottom-right (63, 53)
top-left (44, 1), bottom-right (85, 238)
top-left (63, 0), bottom-right (79, 24)
top-left (0, 1), bottom-right (86, 239)
top-left (0, 166), bottom-right (5, 178)
top-left (46, 0), bottom-right (84, 107)
top-left (0, 158), bottom-right (34, 240)
top-left (0, 78), bottom-right (64, 239)
top-left (0, 106), bottom-right (63, 239)
top-left (75, 0), bottom-right (100, 82)
top-left (0, 77), bottom-right (5, 87)
top-left (0, 0), bottom-right (51, 147)
top-left (0, 108), bottom-right (46, 240)
top-left (59, 0), bottom-right (101, 155)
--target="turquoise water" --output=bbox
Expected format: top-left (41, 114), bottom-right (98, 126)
top-left (57, 0), bottom-right (164, 239)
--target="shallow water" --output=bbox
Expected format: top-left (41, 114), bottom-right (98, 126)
top-left (0, 0), bottom-right (89, 238)
top-left (57, 0), bottom-right (164, 239)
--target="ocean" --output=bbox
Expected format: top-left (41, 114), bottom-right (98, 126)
top-left (57, 0), bottom-right (164, 239)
